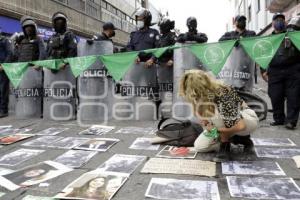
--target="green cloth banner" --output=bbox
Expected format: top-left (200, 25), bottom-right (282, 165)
top-left (288, 31), bottom-right (300, 52)
top-left (67, 56), bottom-right (98, 77)
top-left (100, 52), bottom-right (139, 81)
top-left (240, 33), bottom-right (285, 69)
top-left (30, 59), bottom-right (59, 70)
top-left (2, 62), bottom-right (29, 88)
top-left (188, 40), bottom-right (236, 75)
top-left (1, 31), bottom-right (300, 87)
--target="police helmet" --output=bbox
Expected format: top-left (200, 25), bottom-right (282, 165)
top-left (134, 8), bottom-right (152, 26)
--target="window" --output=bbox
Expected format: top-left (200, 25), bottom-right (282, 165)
top-left (101, 0), bottom-right (107, 9)
top-left (248, 5), bottom-right (252, 22)
top-left (265, 0), bottom-right (271, 9)
top-left (257, 0), bottom-right (261, 13)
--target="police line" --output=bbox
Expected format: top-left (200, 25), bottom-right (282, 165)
top-left (1, 31), bottom-right (300, 88)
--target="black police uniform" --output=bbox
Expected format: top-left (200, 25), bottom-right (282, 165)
top-left (157, 31), bottom-right (176, 63)
top-left (16, 36), bottom-right (46, 62)
top-left (47, 31), bottom-right (77, 59)
top-left (177, 31), bottom-right (208, 43)
top-left (0, 34), bottom-right (13, 115)
top-left (126, 28), bottom-right (160, 62)
top-left (267, 31), bottom-right (300, 125)
top-left (219, 30), bottom-right (256, 41)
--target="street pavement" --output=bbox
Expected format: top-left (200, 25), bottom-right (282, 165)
top-left (0, 80), bottom-right (299, 200)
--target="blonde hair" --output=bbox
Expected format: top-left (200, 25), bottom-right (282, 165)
top-left (179, 70), bottom-right (228, 118)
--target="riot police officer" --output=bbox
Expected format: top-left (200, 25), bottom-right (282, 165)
top-left (0, 28), bottom-right (13, 118)
top-left (47, 12), bottom-right (77, 61)
top-left (157, 18), bottom-right (176, 66)
top-left (219, 15), bottom-right (256, 41)
top-left (262, 13), bottom-right (300, 130)
top-left (126, 8), bottom-right (159, 68)
top-left (88, 22), bottom-right (116, 43)
top-left (177, 17), bottom-right (208, 43)
top-left (15, 16), bottom-right (46, 63)
top-left (87, 22), bottom-right (118, 52)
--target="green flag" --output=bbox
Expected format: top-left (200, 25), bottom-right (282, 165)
top-left (30, 59), bottom-right (58, 70)
top-left (240, 33), bottom-right (285, 69)
top-left (188, 40), bottom-right (236, 75)
top-left (144, 46), bottom-right (170, 58)
top-left (288, 31), bottom-right (300, 52)
top-left (67, 56), bottom-right (98, 77)
top-left (100, 52), bottom-right (138, 81)
top-left (2, 62), bottom-right (29, 88)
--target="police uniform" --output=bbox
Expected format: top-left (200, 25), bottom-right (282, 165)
top-left (0, 34), bottom-right (12, 116)
top-left (47, 31), bottom-right (77, 59)
top-left (219, 30), bottom-right (256, 41)
top-left (267, 31), bottom-right (300, 126)
top-left (16, 36), bottom-right (46, 62)
top-left (157, 31), bottom-right (176, 63)
top-left (126, 28), bottom-right (160, 62)
top-left (177, 31), bottom-right (208, 43)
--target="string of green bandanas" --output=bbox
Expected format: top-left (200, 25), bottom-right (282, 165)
top-left (1, 31), bottom-right (299, 88)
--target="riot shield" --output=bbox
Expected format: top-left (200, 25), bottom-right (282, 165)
top-left (43, 66), bottom-right (76, 121)
top-left (14, 67), bottom-right (42, 118)
top-left (217, 46), bottom-right (255, 92)
top-left (114, 62), bottom-right (158, 121)
top-left (157, 62), bottom-right (173, 118)
top-left (77, 40), bottom-right (114, 123)
top-left (173, 43), bottom-right (203, 120)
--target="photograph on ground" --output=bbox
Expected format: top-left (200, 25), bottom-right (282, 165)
top-left (115, 127), bottom-right (155, 135)
top-left (129, 137), bottom-right (160, 151)
top-left (156, 146), bottom-right (197, 159)
top-left (75, 138), bottom-right (120, 152)
top-left (54, 150), bottom-right (97, 168)
top-left (22, 136), bottom-right (64, 148)
top-left (227, 176), bottom-right (300, 199)
top-left (255, 147), bottom-right (300, 158)
top-left (34, 128), bottom-right (69, 136)
top-left (0, 134), bottom-right (35, 145)
top-left (79, 125), bottom-right (115, 135)
top-left (145, 178), bottom-right (220, 200)
top-left (252, 138), bottom-right (296, 147)
top-left (97, 154), bottom-right (146, 176)
top-left (222, 161), bottom-right (286, 176)
top-left (55, 171), bottom-right (127, 200)
top-left (47, 137), bottom-right (89, 149)
top-left (0, 148), bottom-right (44, 166)
top-left (0, 161), bottom-right (72, 191)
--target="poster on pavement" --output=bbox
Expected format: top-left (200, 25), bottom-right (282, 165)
top-left (0, 148), bottom-right (44, 166)
top-left (129, 137), bottom-right (160, 151)
top-left (222, 161), bottom-right (285, 176)
top-left (79, 125), bottom-right (115, 135)
top-left (156, 146), bottom-right (197, 159)
top-left (54, 150), bottom-right (97, 168)
top-left (97, 154), bottom-right (146, 176)
top-left (145, 178), bottom-right (220, 200)
top-left (55, 171), bottom-right (127, 200)
top-left (141, 158), bottom-right (216, 177)
top-left (227, 176), bottom-right (300, 199)
top-left (75, 138), bottom-right (119, 152)
top-left (0, 161), bottom-right (72, 191)
top-left (252, 138), bottom-right (296, 147)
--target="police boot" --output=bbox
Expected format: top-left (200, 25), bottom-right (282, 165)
top-left (286, 122), bottom-right (297, 130)
top-left (213, 142), bottom-right (231, 162)
top-left (0, 112), bottom-right (8, 118)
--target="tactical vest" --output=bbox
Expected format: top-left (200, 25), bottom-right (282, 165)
top-left (48, 31), bottom-right (70, 59)
top-left (17, 38), bottom-right (40, 62)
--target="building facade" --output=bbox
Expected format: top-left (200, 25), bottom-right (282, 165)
top-left (0, 0), bottom-right (155, 46)
top-left (227, 0), bottom-right (300, 35)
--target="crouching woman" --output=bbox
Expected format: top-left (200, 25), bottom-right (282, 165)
top-left (179, 70), bottom-right (259, 162)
